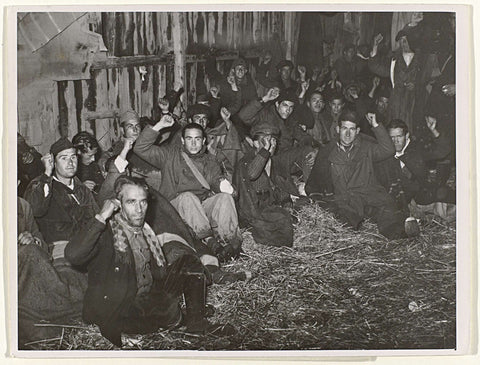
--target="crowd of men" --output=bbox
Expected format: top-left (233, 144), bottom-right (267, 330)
top-left (17, 12), bottom-right (456, 348)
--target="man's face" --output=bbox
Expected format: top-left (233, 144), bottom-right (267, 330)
top-left (389, 127), bottom-right (409, 152)
top-left (308, 93), bottom-right (325, 113)
top-left (279, 66), bottom-right (292, 81)
top-left (344, 48), bottom-right (355, 62)
top-left (276, 100), bottom-right (295, 120)
top-left (120, 184), bottom-right (148, 227)
top-left (123, 119), bottom-right (141, 141)
top-left (330, 99), bottom-right (344, 116)
top-left (182, 128), bottom-right (205, 155)
top-left (337, 121), bottom-right (360, 147)
top-left (234, 65), bottom-right (247, 80)
top-left (191, 114), bottom-right (209, 129)
top-left (80, 147), bottom-right (97, 166)
top-left (345, 86), bottom-right (359, 100)
top-left (254, 134), bottom-right (277, 154)
top-left (376, 97), bottom-right (389, 115)
top-left (55, 148), bottom-right (78, 179)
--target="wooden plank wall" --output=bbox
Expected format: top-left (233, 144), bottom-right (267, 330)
top-left (55, 11), bottom-right (291, 152)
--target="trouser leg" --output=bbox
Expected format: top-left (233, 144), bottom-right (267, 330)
top-left (202, 193), bottom-right (242, 246)
top-left (170, 192), bottom-right (212, 239)
top-left (370, 203), bottom-right (407, 239)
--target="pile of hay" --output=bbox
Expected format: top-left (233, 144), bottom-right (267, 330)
top-left (24, 202), bottom-right (456, 351)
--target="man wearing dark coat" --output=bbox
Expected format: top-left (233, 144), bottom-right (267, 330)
top-left (205, 56), bottom-right (258, 115)
top-left (233, 121), bottom-right (298, 247)
top-left (65, 176), bottom-right (231, 347)
top-left (20, 137), bottom-right (99, 347)
top-left (375, 117), bottom-right (454, 213)
top-left (326, 110), bottom-right (420, 239)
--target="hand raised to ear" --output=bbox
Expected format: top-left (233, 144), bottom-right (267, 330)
top-left (99, 198), bottom-right (121, 222)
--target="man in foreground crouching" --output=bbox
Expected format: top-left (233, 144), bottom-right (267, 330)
top-left (66, 176), bottom-right (231, 347)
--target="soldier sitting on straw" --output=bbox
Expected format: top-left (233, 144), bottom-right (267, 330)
top-left (324, 110), bottom-right (420, 239)
top-left (66, 175), bottom-right (235, 347)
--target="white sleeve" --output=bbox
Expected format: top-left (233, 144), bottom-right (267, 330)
top-left (114, 156), bottom-right (129, 173)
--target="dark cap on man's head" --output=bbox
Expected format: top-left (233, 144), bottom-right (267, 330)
top-left (186, 103), bottom-right (212, 120)
top-left (277, 87), bottom-right (298, 104)
top-left (338, 110), bottom-right (359, 125)
top-left (251, 121), bottom-right (280, 138)
top-left (50, 137), bottom-right (74, 157)
top-left (276, 59), bottom-right (294, 70)
top-left (231, 58), bottom-right (247, 70)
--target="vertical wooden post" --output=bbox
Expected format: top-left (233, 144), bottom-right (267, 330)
top-left (95, 69), bottom-right (112, 151)
top-left (208, 12), bottom-right (215, 46)
top-left (285, 12), bottom-right (293, 62)
top-left (172, 12), bottom-right (187, 105)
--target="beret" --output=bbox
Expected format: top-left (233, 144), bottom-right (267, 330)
top-left (50, 137), bottom-right (74, 157)
top-left (187, 103), bottom-right (212, 120)
top-left (277, 87), bottom-right (298, 104)
top-left (231, 58), bottom-right (247, 69)
top-left (276, 59), bottom-right (294, 70)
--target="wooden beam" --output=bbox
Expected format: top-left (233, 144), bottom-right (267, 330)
top-left (171, 13), bottom-right (187, 99)
top-left (91, 54), bottom-right (168, 70)
top-left (83, 109), bottom-right (120, 121)
top-left (185, 49), bottom-right (262, 64)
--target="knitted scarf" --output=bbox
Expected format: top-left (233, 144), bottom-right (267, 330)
top-left (110, 213), bottom-right (166, 268)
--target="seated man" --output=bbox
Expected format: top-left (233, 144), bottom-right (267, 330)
top-left (234, 121), bottom-right (299, 247)
top-left (326, 110), bottom-right (419, 239)
top-left (17, 133), bottom-right (44, 197)
top-left (65, 176), bottom-right (232, 347)
top-left (99, 110), bottom-right (163, 192)
top-left (24, 137), bottom-right (99, 257)
top-left (184, 103), bottom-right (243, 180)
top-left (305, 90), bottom-right (332, 147)
top-left (134, 119), bottom-right (242, 261)
top-left (20, 138), bottom-right (99, 347)
top-left (72, 131), bottom-right (105, 196)
top-left (98, 137), bottom-right (249, 284)
top-left (376, 117), bottom-right (455, 220)
top-left (205, 56), bottom-right (257, 115)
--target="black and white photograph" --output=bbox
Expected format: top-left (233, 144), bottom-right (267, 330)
top-left (6, 4), bottom-right (473, 357)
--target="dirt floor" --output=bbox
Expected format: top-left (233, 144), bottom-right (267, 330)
top-left (22, 202), bottom-right (456, 351)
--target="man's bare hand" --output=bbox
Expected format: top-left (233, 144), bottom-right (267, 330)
top-left (373, 33), bottom-right (384, 47)
top-left (268, 138), bottom-right (277, 154)
top-left (263, 51), bottom-right (272, 65)
top-left (297, 65), bottom-right (307, 81)
top-left (41, 153), bottom-right (54, 177)
top-left (18, 231), bottom-right (36, 245)
top-left (305, 149), bottom-right (318, 168)
top-left (220, 107), bottom-right (232, 130)
top-left (442, 84), bottom-right (455, 96)
top-left (425, 116), bottom-right (440, 138)
top-left (155, 114), bottom-right (175, 130)
top-left (99, 199), bottom-right (120, 221)
top-left (300, 79), bottom-right (310, 94)
top-left (366, 112), bottom-right (379, 128)
top-left (158, 97), bottom-right (169, 113)
top-left (262, 87), bottom-right (280, 103)
top-left (83, 180), bottom-right (96, 191)
top-left (209, 86), bottom-right (220, 99)
top-left (227, 75), bottom-right (238, 91)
